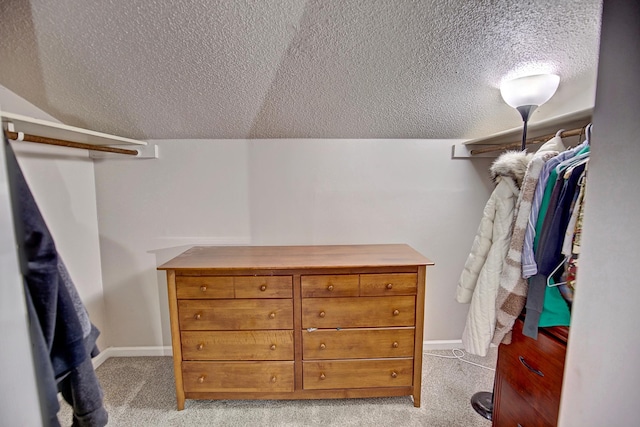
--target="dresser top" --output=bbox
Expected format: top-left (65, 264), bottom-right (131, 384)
top-left (158, 244), bottom-right (433, 271)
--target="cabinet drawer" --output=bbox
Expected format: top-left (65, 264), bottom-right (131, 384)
top-left (179, 299), bottom-right (293, 330)
top-left (183, 361), bottom-right (294, 392)
top-left (494, 377), bottom-right (553, 427)
top-left (303, 328), bottom-right (415, 359)
top-left (360, 274), bottom-right (417, 296)
top-left (302, 296), bottom-right (415, 328)
top-left (234, 276), bottom-right (292, 298)
top-left (497, 320), bottom-right (566, 423)
top-left (176, 276), bottom-right (234, 299)
top-left (182, 330), bottom-right (294, 361)
top-left (303, 359), bottom-right (413, 390)
top-left (301, 275), bottom-right (359, 297)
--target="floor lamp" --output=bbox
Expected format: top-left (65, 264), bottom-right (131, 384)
top-left (500, 73), bottom-right (560, 151)
top-left (470, 72), bottom-right (560, 421)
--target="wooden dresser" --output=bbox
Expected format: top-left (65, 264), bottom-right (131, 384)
top-left (158, 244), bottom-right (433, 410)
top-left (493, 317), bottom-right (569, 427)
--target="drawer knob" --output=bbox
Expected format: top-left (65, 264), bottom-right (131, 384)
top-left (319, 373), bottom-right (326, 380)
top-left (392, 341), bottom-right (399, 348)
top-left (270, 344), bottom-right (277, 351)
top-left (271, 376), bottom-right (277, 383)
top-left (197, 343), bottom-right (204, 351)
top-left (200, 285), bottom-right (207, 292)
top-left (393, 309), bottom-right (400, 316)
top-left (319, 311), bottom-right (326, 318)
top-left (320, 343), bottom-right (326, 350)
top-left (269, 312), bottom-right (276, 319)
top-left (194, 313), bottom-right (202, 320)
top-left (198, 375), bottom-right (205, 383)
top-left (260, 285), bottom-right (267, 291)
top-left (519, 356), bottom-right (545, 377)
top-left (386, 283), bottom-right (393, 290)
top-left (327, 285), bottom-right (334, 291)
top-left (391, 371), bottom-right (398, 378)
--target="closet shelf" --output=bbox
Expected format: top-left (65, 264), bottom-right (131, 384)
top-left (1, 112), bottom-right (158, 159)
top-left (452, 108), bottom-right (593, 159)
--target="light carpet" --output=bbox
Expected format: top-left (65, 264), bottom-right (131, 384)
top-left (58, 348), bottom-right (497, 426)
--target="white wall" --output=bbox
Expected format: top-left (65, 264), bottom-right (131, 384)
top-left (94, 137), bottom-right (493, 347)
top-left (559, 1), bottom-right (640, 425)
top-left (0, 86), bottom-right (108, 348)
top-left (246, 139), bottom-right (494, 340)
top-left (94, 139), bottom-right (252, 347)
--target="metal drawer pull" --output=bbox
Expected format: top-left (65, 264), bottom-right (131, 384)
top-left (519, 356), bottom-right (544, 377)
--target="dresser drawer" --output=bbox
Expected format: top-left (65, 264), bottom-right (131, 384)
top-left (301, 275), bottom-right (359, 297)
top-left (183, 361), bottom-right (294, 392)
top-left (303, 328), bottom-right (415, 359)
top-left (497, 319), bottom-right (566, 423)
top-left (182, 330), bottom-right (294, 361)
top-left (176, 276), bottom-right (234, 299)
top-left (179, 299), bottom-right (293, 330)
top-left (302, 296), bottom-right (415, 328)
top-left (360, 273), bottom-right (417, 296)
top-left (303, 359), bottom-right (413, 389)
top-left (234, 276), bottom-right (292, 298)
top-left (494, 377), bottom-right (552, 427)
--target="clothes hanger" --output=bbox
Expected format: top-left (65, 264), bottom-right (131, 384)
top-left (547, 256), bottom-right (568, 287)
top-left (585, 123), bottom-right (593, 144)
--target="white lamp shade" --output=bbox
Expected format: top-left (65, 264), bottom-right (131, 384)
top-left (500, 74), bottom-right (560, 108)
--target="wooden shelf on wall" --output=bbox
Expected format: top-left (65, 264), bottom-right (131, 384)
top-left (452, 108), bottom-right (593, 158)
top-left (2, 111), bottom-right (158, 158)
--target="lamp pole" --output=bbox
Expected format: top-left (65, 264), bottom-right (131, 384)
top-left (516, 105), bottom-right (537, 151)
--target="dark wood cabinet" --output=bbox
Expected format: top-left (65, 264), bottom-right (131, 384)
top-left (493, 318), bottom-right (568, 427)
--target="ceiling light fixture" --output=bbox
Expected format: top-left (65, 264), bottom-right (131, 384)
top-left (500, 73), bottom-right (560, 151)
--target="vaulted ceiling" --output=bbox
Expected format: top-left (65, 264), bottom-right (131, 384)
top-left (0, 0), bottom-right (602, 141)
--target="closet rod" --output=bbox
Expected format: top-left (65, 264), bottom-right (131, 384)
top-left (469, 128), bottom-right (585, 156)
top-left (4, 130), bottom-right (139, 156)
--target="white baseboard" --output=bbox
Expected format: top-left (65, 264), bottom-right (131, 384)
top-left (422, 340), bottom-right (463, 351)
top-left (92, 346), bottom-right (172, 368)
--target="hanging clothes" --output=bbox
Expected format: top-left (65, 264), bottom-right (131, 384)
top-left (492, 149), bottom-right (559, 346)
top-left (521, 140), bottom-right (589, 278)
top-left (4, 139), bottom-right (108, 427)
top-left (456, 150), bottom-right (532, 356)
top-left (558, 169), bottom-right (587, 305)
top-left (523, 143), bottom-right (590, 338)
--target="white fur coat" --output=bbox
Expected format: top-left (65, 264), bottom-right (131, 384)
top-left (456, 150), bottom-right (532, 356)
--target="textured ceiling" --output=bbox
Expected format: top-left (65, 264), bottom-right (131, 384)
top-left (0, 0), bottom-right (602, 140)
